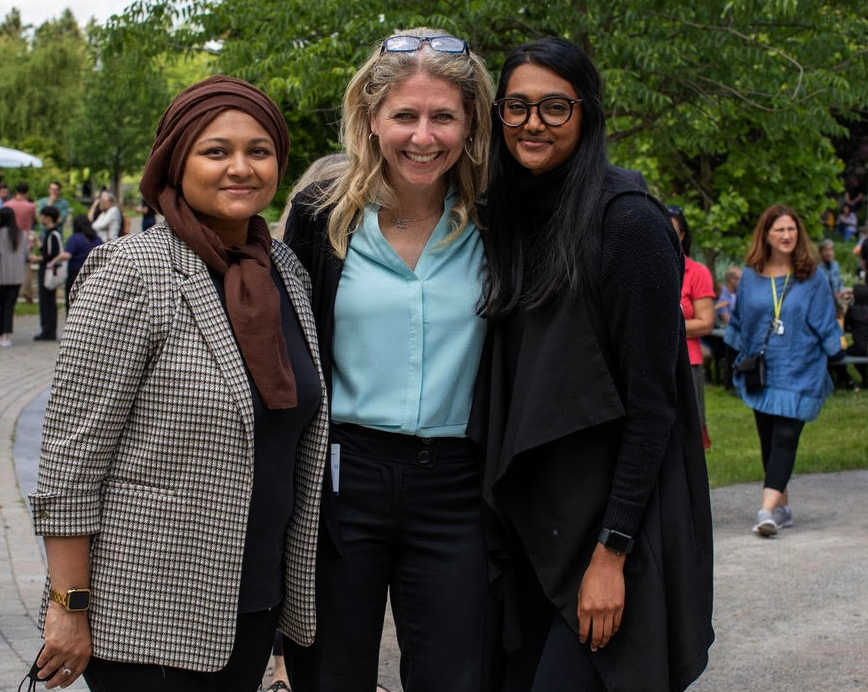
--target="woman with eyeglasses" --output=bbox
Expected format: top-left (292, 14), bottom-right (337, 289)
top-left (724, 204), bottom-right (842, 536)
top-left (468, 38), bottom-right (714, 691)
top-left (283, 28), bottom-right (495, 692)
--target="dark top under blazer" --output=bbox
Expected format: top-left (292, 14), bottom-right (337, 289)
top-left (31, 223), bottom-right (329, 671)
top-left (282, 184), bottom-right (355, 551)
top-left (468, 167), bottom-right (714, 692)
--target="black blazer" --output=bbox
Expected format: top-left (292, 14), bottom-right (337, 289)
top-left (283, 185), bottom-right (346, 553)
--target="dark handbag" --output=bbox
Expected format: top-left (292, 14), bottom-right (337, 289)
top-left (734, 277), bottom-right (793, 394)
top-left (18, 646), bottom-right (44, 692)
top-left (734, 352), bottom-right (766, 393)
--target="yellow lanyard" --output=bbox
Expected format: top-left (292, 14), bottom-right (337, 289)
top-left (770, 273), bottom-right (790, 323)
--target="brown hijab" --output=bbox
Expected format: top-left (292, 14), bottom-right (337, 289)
top-left (140, 75), bottom-right (296, 409)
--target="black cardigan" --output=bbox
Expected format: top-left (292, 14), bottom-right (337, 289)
top-left (282, 185), bottom-right (346, 553)
top-left (467, 168), bottom-right (714, 692)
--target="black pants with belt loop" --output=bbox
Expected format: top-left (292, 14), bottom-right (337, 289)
top-left (287, 423), bottom-right (494, 692)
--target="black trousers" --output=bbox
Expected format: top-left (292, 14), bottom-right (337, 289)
top-left (36, 264), bottom-right (57, 338)
top-left (287, 424), bottom-right (490, 692)
top-left (64, 267), bottom-right (81, 312)
top-left (83, 607), bottom-right (278, 692)
top-left (503, 552), bottom-right (605, 692)
top-left (0, 283), bottom-right (19, 333)
top-left (753, 410), bottom-right (805, 492)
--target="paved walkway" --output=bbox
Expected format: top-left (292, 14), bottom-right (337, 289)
top-left (2, 312), bottom-right (866, 691)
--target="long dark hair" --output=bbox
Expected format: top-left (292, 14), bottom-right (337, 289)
top-left (668, 207), bottom-right (692, 257)
top-left (72, 214), bottom-right (98, 242)
top-left (482, 37), bottom-right (609, 318)
top-left (0, 207), bottom-right (21, 251)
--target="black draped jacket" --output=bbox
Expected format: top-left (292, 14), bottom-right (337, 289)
top-left (468, 166), bottom-right (714, 692)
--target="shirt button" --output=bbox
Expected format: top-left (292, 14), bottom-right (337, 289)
top-left (417, 450), bottom-right (431, 464)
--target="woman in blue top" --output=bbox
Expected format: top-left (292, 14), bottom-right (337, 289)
top-left (283, 28), bottom-right (495, 692)
top-left (725, 204), bottom-right (842, 536)
top-left (47, 214), bottom-right (103, 309)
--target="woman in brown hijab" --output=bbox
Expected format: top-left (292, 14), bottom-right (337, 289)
top-left (29, 76), bottom-right (329, 692)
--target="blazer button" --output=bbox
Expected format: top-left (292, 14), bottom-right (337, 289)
top-left (39, 510), bottom-right (49, 519)
top-left (417, 450), bottom-right (431, 464)
top-left (421, 437), bottom-right (434, 445)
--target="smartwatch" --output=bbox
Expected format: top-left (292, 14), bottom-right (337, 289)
top-left (49, 587), bottom-right (91, 612)
top-left (598, 528), bottom-right (634, 555)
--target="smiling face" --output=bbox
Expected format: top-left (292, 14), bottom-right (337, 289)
top-left (369, 72), bottom-right (470, 197)
top-left (766, 214), bottom-right (798, 259)
top-left (181, 109), bottom-right (278, 239)
top-left (501, 62), bottom-right (582, 175)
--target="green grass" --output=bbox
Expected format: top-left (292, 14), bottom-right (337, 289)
top-left (13, 301), bottom-right (41, 316)
top-left (704, 384), bottom-right (868, 488)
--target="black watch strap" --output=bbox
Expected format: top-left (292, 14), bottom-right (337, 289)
top-left (598, 528), bottom-right (635, 555)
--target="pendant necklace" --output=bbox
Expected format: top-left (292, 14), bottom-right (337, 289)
top-left (393, 207), bottom-right (442, 229)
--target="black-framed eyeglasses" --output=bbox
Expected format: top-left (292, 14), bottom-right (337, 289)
top-left (493, 96), bottom-right (582, 128)
top-left (380, 35), bottom-right (469, 56)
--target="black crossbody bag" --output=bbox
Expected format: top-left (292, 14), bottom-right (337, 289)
top-left (734, 280), bottom-right (792, 393)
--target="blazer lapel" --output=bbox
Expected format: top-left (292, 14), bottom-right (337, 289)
top-left (271, 240), bottom-right (325, 377)
top-left (172, 235), bottom-right (255, 443)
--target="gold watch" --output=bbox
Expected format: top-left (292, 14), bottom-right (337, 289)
top-left (49, 587), bottom-right (90, 612)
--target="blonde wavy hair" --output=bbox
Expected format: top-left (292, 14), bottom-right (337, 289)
top-left (315, 27), bottom-right (494, 258)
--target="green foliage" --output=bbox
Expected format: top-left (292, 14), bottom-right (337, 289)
top-left (97, 0), bottom-right (868, 239)
top-left (705, 385), bottom-right (868, 488)
top-left (68, 49), bottom-right (170, 199)
top-left (4, 0), bottom-right (868, 243)
top-left (0, 19), bottom-right (88, 155)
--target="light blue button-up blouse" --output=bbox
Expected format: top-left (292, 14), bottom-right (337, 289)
top-left (331, 192), bottom-right (486, 437)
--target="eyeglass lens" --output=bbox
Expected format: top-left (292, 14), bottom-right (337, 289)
top-left (497, 97), bottom-right (576, 127)
top-left (381, 35), bottom-right (468, 54)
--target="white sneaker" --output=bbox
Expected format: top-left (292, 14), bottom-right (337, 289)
top-left (0, 336), bottom-right (11, 347)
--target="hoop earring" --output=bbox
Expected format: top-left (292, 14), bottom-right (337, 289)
top-left (369, 132), bottom-right (377, 141)
top-left (464, 136), bottom-right (481, 165)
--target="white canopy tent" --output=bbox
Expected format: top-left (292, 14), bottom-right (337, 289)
top-left (0, 146), bottom-right (43, 168)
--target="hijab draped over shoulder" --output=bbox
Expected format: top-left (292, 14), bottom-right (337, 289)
top-left (140, 75), bottom-right (297, 409)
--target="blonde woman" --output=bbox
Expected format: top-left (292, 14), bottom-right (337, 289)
top-left (283, 28), bottom-right (494, 692)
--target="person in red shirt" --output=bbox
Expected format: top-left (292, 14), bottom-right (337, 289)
top-left (669, 206), bottom-right (715, 449)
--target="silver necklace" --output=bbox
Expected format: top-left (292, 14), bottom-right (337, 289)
top-left (392, 207), bottom-right (442, 229)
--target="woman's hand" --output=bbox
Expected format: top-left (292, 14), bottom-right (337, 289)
top-left (37, 603), bottom-right (92, 688)
top-left (577, 542), bottom-right (626, 652)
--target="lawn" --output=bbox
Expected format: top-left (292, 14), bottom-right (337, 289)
top-left (14, 301), bottom-right (41, 316)
top-left (704, 384), bottom-right (867, 488)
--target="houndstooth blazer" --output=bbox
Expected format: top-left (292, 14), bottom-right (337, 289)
top-left (29, 223), bottom-right (328, 672)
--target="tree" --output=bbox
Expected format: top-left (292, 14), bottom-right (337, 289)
top-left (0, 9), bottom-right (89, 176)
top-left (99, 0), bottom-right (868, 252)
top-left (69, 48), bottom-right (170, 200)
